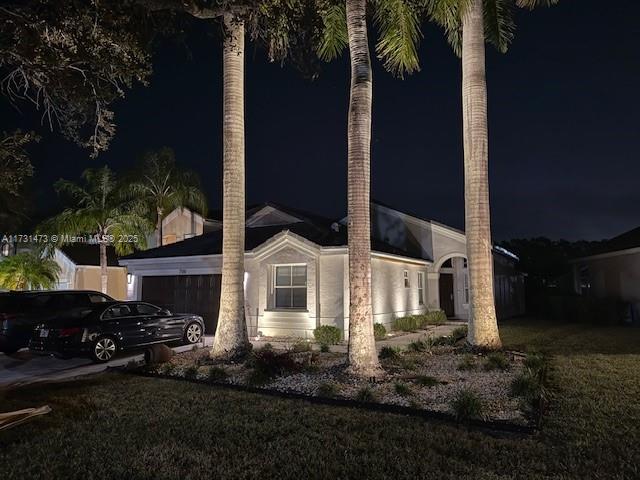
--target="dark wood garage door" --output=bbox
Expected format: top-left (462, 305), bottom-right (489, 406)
top-left (141, 275), bottom-right (221, 335)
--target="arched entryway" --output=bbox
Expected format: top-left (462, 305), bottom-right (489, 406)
top-left (435, 254), bottom-right (468, 319)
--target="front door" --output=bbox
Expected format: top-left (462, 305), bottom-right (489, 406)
top-left (439, 273), bottom-right (455, 317)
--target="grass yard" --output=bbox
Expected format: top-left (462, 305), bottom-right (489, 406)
top-left (1, 318), bottom-right (640, 479)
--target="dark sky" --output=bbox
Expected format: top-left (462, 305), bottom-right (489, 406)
top-left (2, 0), bottom-right (639, 241)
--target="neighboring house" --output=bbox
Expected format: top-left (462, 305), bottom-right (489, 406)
top-left (147, 207), bottom-right (221, 249)
top-left (121, 202), bottom-right (524, 338)
top-left (54, 245), bottom-right (127, 300)
top-left (571, 226), bottom-right (640, 310)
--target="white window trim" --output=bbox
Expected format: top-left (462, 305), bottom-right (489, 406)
top-left (417, 272), bottom-right (424, 305)
top-left (272, 263), bottom-right (307, 310)
top-left (404, 270), bottom-right (410, 288)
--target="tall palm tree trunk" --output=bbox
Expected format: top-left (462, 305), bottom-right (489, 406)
top-left (156, 207), bottom-right (163, 247)
top-left (345, 0), bottom-right (381, 377)
top-left (99, 242), bottom-right (108, 294)
top-left (211, 14), bottom-right (250, 359)
top-left (461, 0), bottom-right (501, 348)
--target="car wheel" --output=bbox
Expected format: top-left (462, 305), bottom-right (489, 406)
top-left (184, 322), bottom-right (203, 345)
top-left (91, 336), bottom-right (117, 363)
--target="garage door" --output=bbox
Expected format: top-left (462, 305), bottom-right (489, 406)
top-left (141, 275), bottom-right (221, 335)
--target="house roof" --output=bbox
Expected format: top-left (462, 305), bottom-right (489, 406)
top-left (585, 226), bottom-right (640, 257)
top-left (60, 244), bottom-right (120, 267)
top-left (122, 219), bottom-right (430, 262)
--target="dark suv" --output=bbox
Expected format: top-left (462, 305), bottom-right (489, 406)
top-left (0, 290), bottom-right (113, 354)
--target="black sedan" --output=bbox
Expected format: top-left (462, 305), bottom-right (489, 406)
top-left (29, 301), bottom-right (205, 363)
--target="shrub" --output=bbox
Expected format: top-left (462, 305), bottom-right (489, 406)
top-left (510, 372), bottom-right (540, 400)
top-left (484, 352), bottom-right (510, 371)
top-left (407, 339), bottom-right (429, 353)
top-left (393, 315), bottom-right (421, 332)
top-left (313, 325), bottom-right (342, 345)
top-left (422, 310), bottom-right (447, 326)
top-left (207, 366), bottom-right (228, 382)
top-left (457, 354), bottom-right (476, 371)
top-left (373, 323), bottom-right (387, 340)
top-left (160, 362), bottom-right (175, 375)
top-left (320, 344), bottom-right (330, 353)
top-left (246, 348), bottom-right (300, 380)
top-left (414, 375), bottom-right (440, 387)
top-left (290, 340), bottom-right (312, 353)
top-left (246, 369), bottom-right (272, 386)
top-left (316, 382), bottom-right (338, 397)
top-left (355, 386), bottom-right (376, 402)
top-left (379, 346), bottom-right (401, 359)
top-left (394, 382), bottom-right (413, 396)
top-left (398, 356), bottom-right (417, 371)
top-left (523, 351), bottom-right (546, 372)
top-left (183, 365), bottom-right (199, 379)
top-left (450, 325), bottom-right (468, 343)
top-left (450, 389), bottom-right (484, 421)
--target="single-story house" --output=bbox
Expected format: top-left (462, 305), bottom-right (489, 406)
top-left (571, 226), bottom-right (640, 311)
top-left (54, 245), bottom-right (127, 300)
top-left (121, 202), bottom-right (525, 339)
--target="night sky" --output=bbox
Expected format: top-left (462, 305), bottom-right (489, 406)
top-left (2, 0), bottom-right (639, 241)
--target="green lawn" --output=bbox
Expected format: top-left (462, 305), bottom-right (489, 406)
top-left (2, 318), bottom-right (640, 479)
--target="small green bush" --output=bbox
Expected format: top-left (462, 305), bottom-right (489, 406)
top-left (160, 362), bottom-right (176, 375)
top-left (422, 310), bottom-right (447, 326)
top-left (510, 372), bottom-right (540, 400)
top-left (484, 352), bottom-right (510, 371)
top-left (207, 366), bottom-right (228, 382)
top-left (450, 325), bottom-right (468, 343)
top-left (316, 382), bottom-right (338, 397)
top-left (379, 346), bottom-right (401, 359)
top-left (457, 353), bottom-right (477, 371)
top-left (414, 375), bottom-right (440, 387)
top-left (320, 344), bottom-right (330, 353)
top-left (183, 365), bottom-right (199, 379)
top-left (246, 348), bottom-right (300, 379)
top-left (407, 339), bottom-right (429, 353)
top-left (373, 323), bottom-right (387, 340)
top-left (398, 356), bottom-right (417, 371)
top-left (523, 351), bottom-right (546, 372)
top-left (394, 382), bottom-right (413, 396)
top-left (313, 325), bottom-right (342, 345)
top-left (355, 386), bottom-right (376, 402)
top-left (393, 315), bottom-right (421, 332)
top-left (450, 389), bottom-right (484, 421)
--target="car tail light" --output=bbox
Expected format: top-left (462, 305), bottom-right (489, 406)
top-left (58, 327), bottom-right (82, 337)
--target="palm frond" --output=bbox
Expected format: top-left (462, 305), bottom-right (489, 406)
top-left (515, 0), bottom-right (559, 10)
top-left (374, 0), bottom-right (422, 77)
top-left (424, 0), bottom-right (466, 57)
top-left (316, 2), bottom-right (348, 62)
top-left (483, 0), bottom-right (514, 53)
top-left (0, 252), bottom-right (60, 290)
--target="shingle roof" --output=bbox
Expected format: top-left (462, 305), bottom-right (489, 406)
top-left (60, 244), bottom-right (120, 267)
top-left (591, 226), bottom-right (640, 255)
top-left (122, 221), bottom-right (430, 262)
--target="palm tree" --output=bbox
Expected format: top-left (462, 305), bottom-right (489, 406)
top-left (125, 147), bottom-right (208, 247)
top-left (211, 12), bottom-right (252, 359)
top-left (0, 251), bottom-right (60, 290)
top-left (42, 166), bottom-right (152, 294)
top-left (429, 0), bottom-right (557, 348)
top-left (318, 0), bottom-right (422, 376)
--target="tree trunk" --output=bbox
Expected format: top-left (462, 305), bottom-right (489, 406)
top-left (99, 242), bottom-right (108, 295)
top-left (345, 0), bottom-right (382, 378)
top-left (211, 14), bottom-right (250, 359)
top-left (156, 207), bottom-right (163, 247)
top-left (461, 0), bottom-right (501, 349)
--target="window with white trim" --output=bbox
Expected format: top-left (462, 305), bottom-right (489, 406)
top-left (404, 270), bottom-right (410, 288)
top-left (417, 272), bottom-right (424, 305)
top-left (464, 273), bottom-right (470, 304)
top-left (274, 265), bottom-right (307, 309)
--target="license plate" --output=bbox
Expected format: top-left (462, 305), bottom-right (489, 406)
top-left (40, 329), bottom-right (49, 338)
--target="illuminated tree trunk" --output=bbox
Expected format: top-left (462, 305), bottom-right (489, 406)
top-left (345, 0), bottom-right (382, 377)
top-left (156, 207), bottom-right (163, 247)
top-left (211, 14), bottom-right (251, 359)
top-left (99, 242), bottom-right (108, 294)
top-left (461, 0), bottom-right (501, 349)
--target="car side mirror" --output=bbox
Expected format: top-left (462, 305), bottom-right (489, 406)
top-left (159, 308), bottom-right (171, 316)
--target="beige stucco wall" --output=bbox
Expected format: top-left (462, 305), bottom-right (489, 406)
top-left (75, 267), bottom-right (127, 300)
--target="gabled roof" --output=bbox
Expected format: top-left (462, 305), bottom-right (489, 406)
top-left (60, 245), bottom-right (120, 267)
top-left (581, 225), bottom-right (640, 258)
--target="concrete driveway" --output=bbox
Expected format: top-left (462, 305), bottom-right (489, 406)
top-left (0, 336), bottom-right (214, 390)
